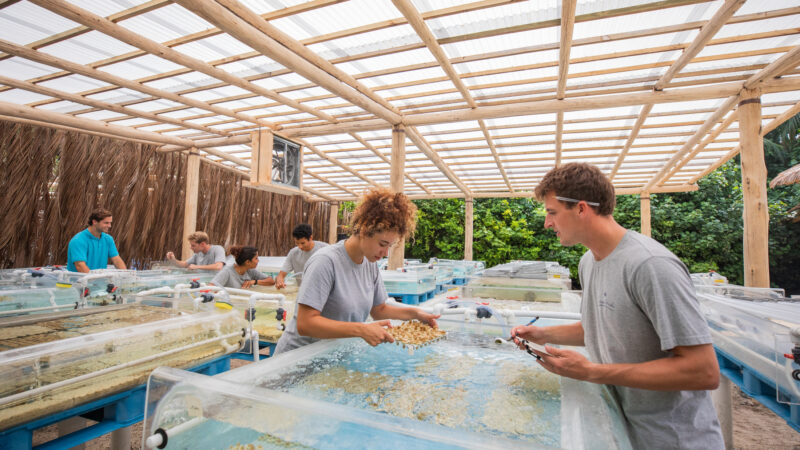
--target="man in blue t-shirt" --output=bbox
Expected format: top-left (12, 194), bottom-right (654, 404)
top-left (67, 208), bottom-right (127, 273)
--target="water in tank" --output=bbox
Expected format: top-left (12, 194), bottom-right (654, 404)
top-left (144, 319), bottom-right (631, 449)
top-left (381, 268), bottom-right (436, 295)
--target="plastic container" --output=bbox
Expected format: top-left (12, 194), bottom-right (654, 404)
top-left (0, 303), bottom-right (246, 430)
top-left (381, 268), bottom-right (436, 295)
top-left (142, 319), bottom-right (632, 449)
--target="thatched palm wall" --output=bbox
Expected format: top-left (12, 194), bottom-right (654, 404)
top-left (0, 120), bottom-right (330, 269)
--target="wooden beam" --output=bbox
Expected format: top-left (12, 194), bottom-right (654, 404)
top-left (388, 125), bottom-right (406, 270)
top-left (328, 202), bottom-right (339, 244)
top-left (555, 112), bottom-right (563, 167)
top-left (182, 150), bottom-right (200, 259)
top-left (297, 138), bottom-right (382, 188)
top-left (657, 110), bottom-right (738, 184)
top-left (280, 77), bottom-right (800, 137)
top-left (641, 96), bottom-right (738, 190)
top-left (392, 0), bottom-right (476, 108)
top-left (405, 126), bottom-right (471, 196)
top-left (217, 0), bottom-right (400, 118)
top-left (159, 134), bottom-right (252, 152)
top-left (478, 119), bottom-right (512, 191)
top-left (464, 197), bottom-right (474, 260)
top-left (557, 0), bottom-right (577, 99)
top-left (609, 104), bottom-right (653, 180)
top-left (640, 194), bottom-right (651, 237)
top-left (0, 38), bottom-right (265, 127)
top-left (688, 98), bottom-right (800, 185)
top-left (738, 89), bottom-right (769, 287)
top-left (654, 0), bottom-right (745, 90)
top-left (0, 99), bottom-right (198, 147)
top-left (0, 74), bottom-right (228, 137)
top-left (174, 0), bottom-right (402, 124)
top-left (250, 129), bottom-right (273, 185)
top-left (349, 133), bottom-right (432, 194)
top-left (0, 114), bottom-right (162, 146)
top-left (305, 170), bottom-right (360, 197)
top-left (0, 0), bottom-right (168, 61)
top-left (31, 0), bottom-right (332, 126)
top-left (744, 45), bottom-right (800, 89)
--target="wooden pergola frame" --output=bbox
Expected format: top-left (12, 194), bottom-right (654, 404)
top-left (0, 0), bottom-right (798, 288)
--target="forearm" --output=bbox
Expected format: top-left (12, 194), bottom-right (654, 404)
top-left (174, 259), bottom-right (189, 268)
top-left (540, 321), bottom-right (585, 346)
top-left (74, 261), bottom-right (90, 273)
top-left (588, 346), bottom-right (719, 391)
top-left (371, 303), bottom-right (422, 321)
top-left (111, 256), bottom-right (127, 270)
top-left (192, 262), bottom-right (223, 270)
top-left (297, 313), bottom-right (364, 340)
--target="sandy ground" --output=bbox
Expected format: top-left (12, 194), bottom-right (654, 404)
top-left (31, 369), bottom-right (799, 449)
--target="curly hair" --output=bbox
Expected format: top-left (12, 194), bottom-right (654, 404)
top-left (534, 163), bottom-right (616, 216)
top-left (350, 187), bottom-right (417, 238)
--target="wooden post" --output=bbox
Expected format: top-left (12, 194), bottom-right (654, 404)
top-left (388, 125), bottom-right (406, 270)
top-left (465, 198), bottom-right (474, 261)
top-left (250, 129), bottom-right (273, 185)
top-left (739, 88), bottom-right (770, 287)
top-left (182, 150), bottom-right (200, 260)
top-left (640, 194), bottom-right (651, 237)
top-left (328, 202), bottom-right (338, 244)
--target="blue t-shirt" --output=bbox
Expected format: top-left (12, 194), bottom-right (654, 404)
top-left (67, 229), bottom-right (120, 271)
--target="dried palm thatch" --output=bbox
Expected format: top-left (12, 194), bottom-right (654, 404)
top-left (0, 120), bottom-right (330, 269)
top-left (770, 164), bottom-right (800, 188)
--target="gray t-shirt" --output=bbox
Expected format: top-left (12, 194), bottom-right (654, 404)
top-left (274, 240), bottom-right (387, 355)
top-left (579, 230), bottom-right (722, 450)
top-left (280, 241), bottom-right (329, 284)
top-left (186, 244), bottom-right (225, 267)
top-left (211, 265), bottom-right (268, 289)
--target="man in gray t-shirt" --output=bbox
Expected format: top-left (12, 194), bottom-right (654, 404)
top-left (166, 231), bottom-right (225, 271)
top-left (511, 163), bottom-right (723, 450)
top-left (274, 241), bottom-right (387, 354)
top-left (276, 224), bottom-right (329, 288)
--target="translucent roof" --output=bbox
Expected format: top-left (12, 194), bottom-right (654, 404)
top-left (0, 0), bottom-right (799, 201)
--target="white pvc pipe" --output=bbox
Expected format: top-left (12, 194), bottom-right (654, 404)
top-left (0, 302), bottom-right (78, 317)
top-left (145, 417), bottom-right (206, 449)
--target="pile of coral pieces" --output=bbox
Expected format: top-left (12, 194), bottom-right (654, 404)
top-left (387, 320), bottom-right (446, 347)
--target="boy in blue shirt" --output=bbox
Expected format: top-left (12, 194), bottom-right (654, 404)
top-left (67, 208), bottom-right (127, 273)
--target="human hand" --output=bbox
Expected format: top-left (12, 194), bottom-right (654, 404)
top-left (360, 320), bottom-right (394, 346)
top-left (416, 311), bottom-right (440, 328)
top-left (275, 277), bottom-right (285, 290)
top-left (510, 324), bottom-right (547, 349)
top-left (241, 280), bottom-right (255, 289)
top-left (534, 346), bottom-right (594, 381)
top-left (166, 251), bottom-right (175, 261)
top-left (187, 264), bottom-right (197, 270)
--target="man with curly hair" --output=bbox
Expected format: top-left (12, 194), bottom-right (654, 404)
top-left (274, 188), bottom-right (439, 355)
top-left (512, 163), bottom-right (723, 449)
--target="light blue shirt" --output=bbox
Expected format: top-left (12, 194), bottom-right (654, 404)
top-left (67, 228), bottom-right (119, 271)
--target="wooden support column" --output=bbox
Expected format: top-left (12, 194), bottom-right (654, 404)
top-left (388, 125), bottom-right (406, 270)
top-left (640, 194), bottom-right (651, 237)
top-left (465, 198), bottom-right (474, 261)
top-left (328, 202), bottom-right (338, 244)
top-left (250, 129), bottom-right (273, 185)
top-left (182, 150), bottom-right (200, 259)
top-left (739, 88), bottom-right (770, 287)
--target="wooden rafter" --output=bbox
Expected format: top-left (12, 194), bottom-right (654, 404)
top-left (348, 133), bottom-right (432, 194)
top-left (31, 0), bottom-right (333, 126)
top-left (173, 0), bottom-right (401, 125)
top-left (0, 74), bottom-right (228, 137)
top-left (0, 39), bottom-right (266, 127)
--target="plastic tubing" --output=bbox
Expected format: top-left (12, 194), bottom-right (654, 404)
top-left (145, 417), bottom-right (206, 449)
